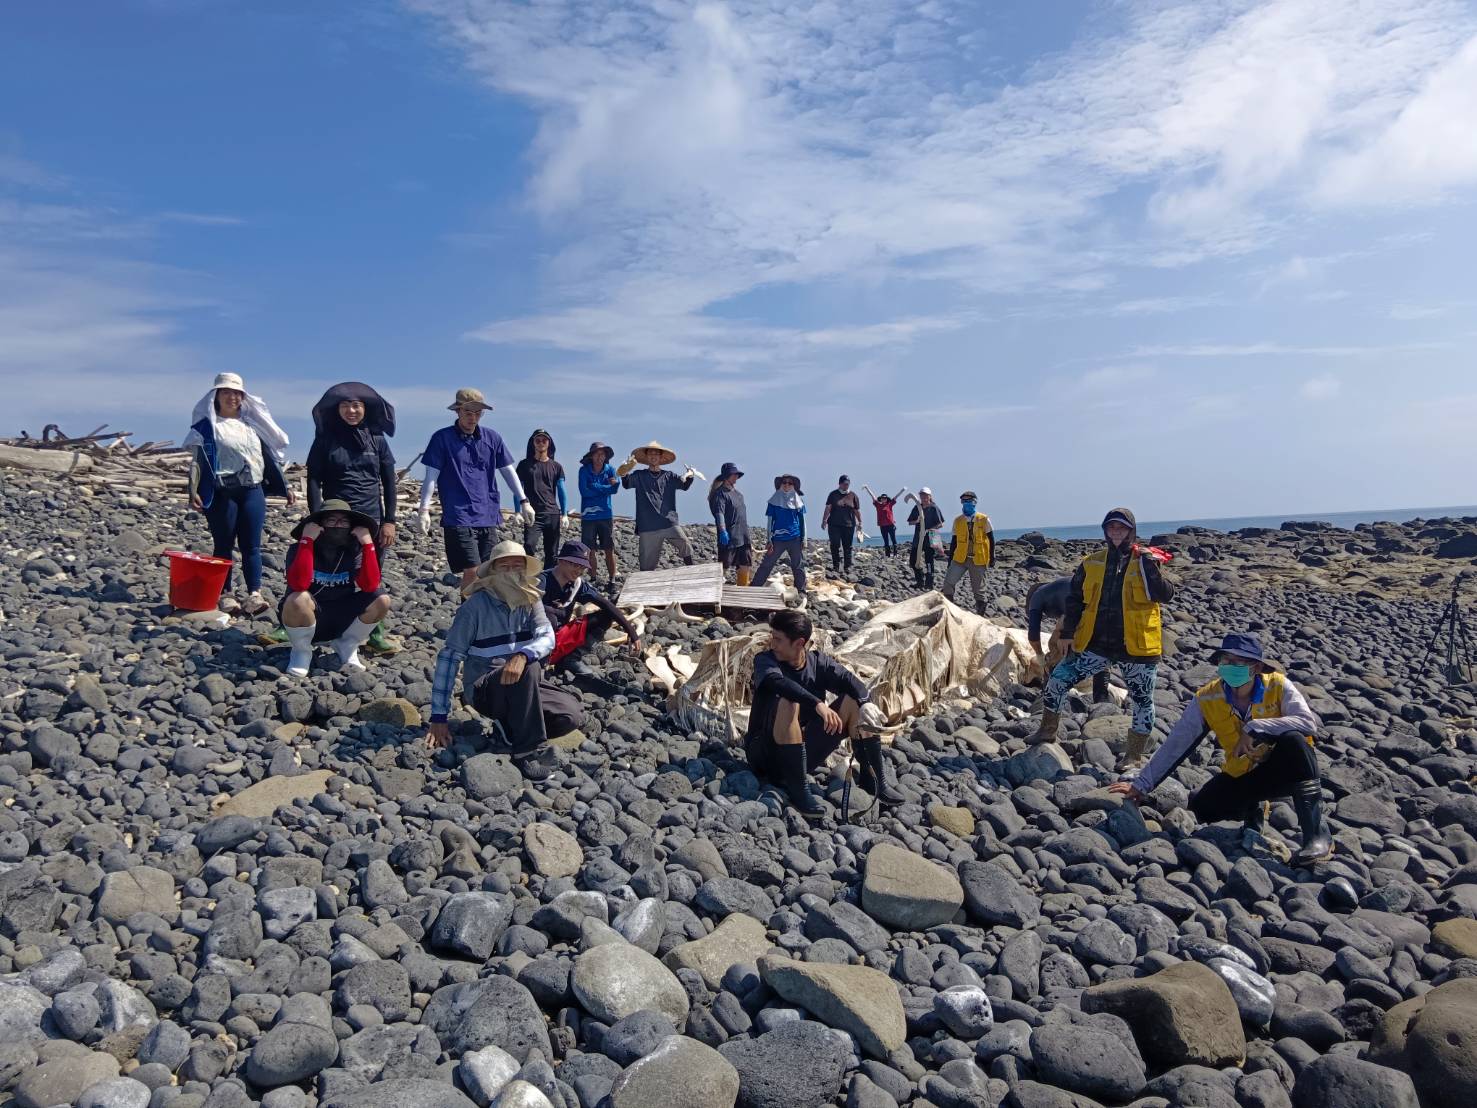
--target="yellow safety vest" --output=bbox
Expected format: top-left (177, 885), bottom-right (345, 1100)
top-left (1072, 548), bottom-right (1162, 657)
top-left (951, 515), bottom-right (992, 565)
top-left (1195, 672), bottom-right (1315, 778)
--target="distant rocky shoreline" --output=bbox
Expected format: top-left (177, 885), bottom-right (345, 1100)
top-left (2, 460), bottom-right (1476, 1108)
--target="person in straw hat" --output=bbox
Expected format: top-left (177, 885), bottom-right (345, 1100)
top-left (577, 441), bottom-right (621, 586)
top-left (415, 388), bottom-right (533, 589)
top-left (1110, 632), bottom-right (1332, 865)
top-left (618, 440), bottom-right (698, 571)
top-left (183, 371), bottom-right (294, 616)
top-left (279, 500), bottom-right (393, 678)
top-left (424, 540), bottom-right (583, 781)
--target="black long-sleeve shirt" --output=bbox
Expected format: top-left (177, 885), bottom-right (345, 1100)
top-left (538, 568), bottom-right (638, 640)
top-left (1027, 576), bottom-right (1072, 639)
top-left (306, 432), bottom-right (397, 523)
top-left (746, 649), bottom-right (869, 744)
top-left (1063, 545), bottom-right (1174, 663)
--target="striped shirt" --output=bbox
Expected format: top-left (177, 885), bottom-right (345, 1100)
top-left (430, 591), bottom-right (555, 722)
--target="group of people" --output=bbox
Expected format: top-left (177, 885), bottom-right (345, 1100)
top-left (184, 374), bottom-right (1333, 863)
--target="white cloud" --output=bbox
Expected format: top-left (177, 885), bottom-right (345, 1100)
top-left (1079, 365), bottom-right (1156, 392)
top-left (1300, 374), bottom-right (1342, 400)
top-left (1131, 341), bottom-right (1447, 358)
top-left (1389, 304), bottom-right (1447, 320)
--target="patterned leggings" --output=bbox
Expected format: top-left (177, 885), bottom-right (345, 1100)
top-left (1043, 650), bottom-right (1158, 733)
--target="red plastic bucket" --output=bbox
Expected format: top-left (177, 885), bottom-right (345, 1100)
top-left (164, 550), bottom-right (233, 611)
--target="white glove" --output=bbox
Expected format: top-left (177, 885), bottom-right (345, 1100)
top-left (416, 508), bottom-right (432, 535)
top-left (519, 503), bottom-right (537, 526)
top-left (859, 702), bottom-right (887, 732)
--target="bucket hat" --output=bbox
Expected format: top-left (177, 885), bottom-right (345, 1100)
top-left (582, 441), bottom-right (614, 466)
top-left (632, 441), bottom-right (677, 466)
top-left (212, 372), bottom-right (245, 392)
top-left (448, 388), bottom-right (492, 412)
top-left (960, 490), bottom-right (978, 502)
top-left (719, 462), bottom-right (744, 479)
top-left (556, 541), bottom-right (593, 570)
top-left (290, 499), bottom-right (378, 539)
top-left (1213, 633), bottom-right (1274, 667)
top-left (774, 474), bottom-right (804, 495)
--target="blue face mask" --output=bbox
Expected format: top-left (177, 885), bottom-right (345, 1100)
top-left (1218, 663), bottom-right (1253, 688)
top-left (962, 502), bottom-right (977, 517)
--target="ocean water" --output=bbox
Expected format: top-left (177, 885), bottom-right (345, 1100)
top-left (859, 506), bottom-right (1477, 546)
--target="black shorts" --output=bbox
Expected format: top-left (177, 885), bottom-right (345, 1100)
top-left (720, 543), bottom-right (753, 568)
top-left (445, 526), bottom-right (498, 572)
top-left (279, 588), bottom-right (385, 642)
top-left (581, 519), bottom-right (615, 551)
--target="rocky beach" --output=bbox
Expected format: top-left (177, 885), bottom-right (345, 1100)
top-left (3, 457), bottom-right (1477, 1108)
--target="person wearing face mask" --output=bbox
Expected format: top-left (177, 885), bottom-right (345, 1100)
top-left (822, 476), bottom-right (861, 575)
top-left (184, 372), bottom-right (294, 616)
top-left (306, 382), bottom-right (400, 654)
top-left (423, 541), bottom-right (582, 781)
top-left (905, 488), bottom-right (946, 589)
top-left (940, 491), bottom-right (994, 614)
top-left (1032, 507), bottom-right (1175, 769)
top-left (279, 501), bottom-right (393, 677)
top-left (752, 475), bottom-right (808, 597)
top-left (1109, 633), bottom-right (1332, 865)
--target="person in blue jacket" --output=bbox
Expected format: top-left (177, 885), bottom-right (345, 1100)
top-left (577, 442), bottom-right (621, 586)
top-left (752, 474), bottom-right (808, 597)
top-left (183, 372), bottom-right (294, 616)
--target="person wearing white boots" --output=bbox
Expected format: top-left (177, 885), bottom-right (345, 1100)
top-left (279, 500), bottom-right (393, 677)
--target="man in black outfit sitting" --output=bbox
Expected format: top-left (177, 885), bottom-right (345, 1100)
top-left (744, 609), bottom-right (903, 816)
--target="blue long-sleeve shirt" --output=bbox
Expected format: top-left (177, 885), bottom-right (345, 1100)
top-left (766, 501), bottom-right (806, 543)
top-left (429, 591), bottom-right (555, 722)
top-left (578, 463), bottom-right (618, 520)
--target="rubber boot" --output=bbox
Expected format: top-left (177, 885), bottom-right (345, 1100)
top-left (560, 653), bottom-right (622, 697)
top-left (512, 744), bottom-right (560, 782)
top-left (364, 621), bottom-right (401, 656)
top-left (285, 624), bottom-right (315, 678)
top-left (1029, 708), bottom-right (1061, 745)
top-left (852, 737), bottom-right (905, 805)
top-left (1292, 780), bottom-right (1333, 864)
top-left (332, 617), bottom-right (375, 670)
top-left (1118, 730), bottom-right (1152, 772)
top-left (772, 744), bottom-right (824, 819)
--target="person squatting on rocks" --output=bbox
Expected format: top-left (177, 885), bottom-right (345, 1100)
top-left (743, 609), bottom-right (902, 817)
top-left (515, 429), bottom-right (568, 570)
top-left (941, 491), bottom-right (994, 614)
top-left (425, 541), bottom-right (584, 781)
top-left (539, 541), bottom-right (642, 693)
top-left (1110, 632), bottom-right (1333, 865)
top-left (1034, 507), bottom-right (1175, 770)
top-left (305, 381), bottom-right (400, 654)
top-left (709, 462), bottom-right (753, 586)
top-left (280, 500), bottom-right (392, 678)
top-left (184, 371), bottom-right (293, 616)
top-left (752, 474), bottom-right (807, 597)
top-left (577, 442), bottom-right (621, 586)
top-left (864, 484), bottom-right (906, 555)
top-left (906, 487), bottom-right (947, 589)
top-left (618, 441), bottom-right (697, 571)
top-left (822, 475), bottom-right (862, 574)
top-left (415, 388), bottom-right (533, 589)
top-left (1025, 575), bottom-right (1109, 703)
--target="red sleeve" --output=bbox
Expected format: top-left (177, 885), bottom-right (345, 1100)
top-left (356, 540), bottom-right (381, 592)
top-left (286, 538), bottom-right (316, 592)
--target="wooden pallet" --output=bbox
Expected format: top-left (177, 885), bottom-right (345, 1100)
top-left (618, 563), bottom-right (786, 613)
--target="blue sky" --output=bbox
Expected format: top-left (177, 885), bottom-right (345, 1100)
top-left (2, 0), bottom-right (1476, 528)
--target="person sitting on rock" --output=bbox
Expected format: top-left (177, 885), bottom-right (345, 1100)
top-left (1110, 632), bottom-right (1332, 865)
top-left (743, 609), bottom-right (901, 817)
top-left (281, 500), bottom-right (393, 678)
top-left (941, 490), bottom-right (994, 614)
top-left (1032, 507), bottom-right (1174, 771)
top-left (425, 540), bottom-right (583, 781)
top-left (539, 541), bottom-right (642, 691)
top-left (617, 441), bottom-right (697, 571)
top-left (1025, 575), bottom-right (1108, 702)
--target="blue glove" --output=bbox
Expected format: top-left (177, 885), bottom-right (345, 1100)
top-left (719, 530), bottom-right (730, 546)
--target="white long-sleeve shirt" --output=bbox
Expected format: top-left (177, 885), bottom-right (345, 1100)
top-left (1134, 676), bottom-right (1320, 794)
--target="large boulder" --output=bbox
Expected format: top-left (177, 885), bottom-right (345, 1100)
top-left (422, 976), bottom-right (552, 1063)
top-left (1292, 1055), bottom-right (1418, 1108)
top-left (958, 860), bottom-right (1040, 928)
top-left (522, 823), bottom-right (583, 879)
top-left (663, 913), bottom-right (773, 990)
top-left (1373, 978), bottom-right (1477, 1108)
top-left (95, 866), bottom-right (178, 924)
top-left (606, 1034), bottom-right (740, 1108)
top-left (861, 843), bottom-right (964, 930)
top-left (717, 1022), bottom-right (848, 1108)
top-left (758, 954), bottom-right (906, 1059)
top-left (572, 941), bottom-right (690, 1025)
top-left (217, 771), bottom-right (334, 819)
top-left (1082, 962), bottom-right (1246, 1069)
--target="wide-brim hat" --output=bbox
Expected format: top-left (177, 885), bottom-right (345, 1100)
top-left (291, 499), bottom-right (378, 539)
top-left (1213, 632), bottom-right (1276, 667)
top-left (719, 461), bottom-right (744, 479)
top-left (556, 541), bottom-right (593, 570)
top-left (582, 441), bottom-right (614, 466)
top-left (774, 474), bottom-right (803, 494)
top-left (632, 441), bottom-right (677, 466)
top-left (448, 387), bottom-right (493, 412)
top-left (212, 372), bottom-right (245, 393)
top-left (960, 490), bottom-right (978, 502)
top-left (481, 540), bottom-right (544, 579)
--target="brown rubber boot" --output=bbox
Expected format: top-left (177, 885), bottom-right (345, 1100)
top-left (1118, 730), bottom-right (1152, 772)
top-left (1029, 709), bottom-right (1061, 745)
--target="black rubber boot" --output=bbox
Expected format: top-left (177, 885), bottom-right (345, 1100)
top-left (1292, 780), bottom-right (1333, 864)
top-left (511, 744), bottom-right (560, 782)
top-left (772, 744), bottom-right (824, 819)
top-left (852, 737), bottom-right (905, 805)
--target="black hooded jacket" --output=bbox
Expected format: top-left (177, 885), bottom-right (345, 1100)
top-left (515, 429), bottom-right (565, 521)
top-left (306, 382), bottom-right (398, 523)
top-left (1063, 506), bottom-right (1174, 663)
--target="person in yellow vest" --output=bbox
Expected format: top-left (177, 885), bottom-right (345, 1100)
top-left (940, 491), bottom-right (994, 613)
top-left (1031, 507), bottom-right (1174, 768)
top-left (1109, 633), bottom-right (1332, 865)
